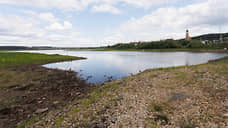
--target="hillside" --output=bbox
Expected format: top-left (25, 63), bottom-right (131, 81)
top-left (191, 33), bottom-right (228, 41)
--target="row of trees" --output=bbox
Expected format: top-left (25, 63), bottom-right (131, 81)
top-left (110, 39), bottom-right (228, 49)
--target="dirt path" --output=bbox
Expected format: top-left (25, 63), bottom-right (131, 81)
top-left (0, 65), bottom-right (93, 128)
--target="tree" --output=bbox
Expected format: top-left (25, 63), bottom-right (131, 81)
top-left (187, 40), bottom-right (204, 48)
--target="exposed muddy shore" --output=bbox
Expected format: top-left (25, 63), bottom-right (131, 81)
top-left (0, 64), bottom-right (94, 128)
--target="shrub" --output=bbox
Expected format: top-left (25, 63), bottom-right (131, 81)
top-left (187, 40), bottom-right (204, 48)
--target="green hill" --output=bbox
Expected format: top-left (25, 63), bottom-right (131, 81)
top-left (191, 33), bottom-right (228, 41)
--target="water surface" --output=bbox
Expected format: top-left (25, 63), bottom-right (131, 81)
top-left (20, 50), bottom-right (228, 83)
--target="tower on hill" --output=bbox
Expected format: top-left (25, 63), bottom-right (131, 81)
top-left (185, 29), bottom-right (191, 41)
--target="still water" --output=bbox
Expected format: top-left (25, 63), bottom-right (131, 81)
top-left (21, 50), bottom-right (228, 83)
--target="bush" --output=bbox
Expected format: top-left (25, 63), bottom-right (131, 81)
top-left (218, 41), bottom-right (228, 48)
top-left (111, 43), bottom-right (135, 49)
top-left (178, 40), bottom-right (190, 46)
top-left (187, 40), bottom-right (204, 48)
top-left (136, 39), bottom-right (182, 49)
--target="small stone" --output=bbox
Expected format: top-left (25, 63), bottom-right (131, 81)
top-left (35, 108), bottom-right (48, 114)
top-left (222, 113), bottom-right (228, 118)
top-left (110, 117), bottom-right (117, 123)
top-left (53, 101), bottom-right (59, 104)
top-left (0, 108), bottom-right (11, 115)
top-left (184, 84), bottom-right (189, 87)
top-left (91, 122), bottom-right (105, 128)
top-left (97, 109), bottom-right (106, 115)
top-left (224, 105), bottom-right (228, 109)
top-left (170, 93), bottom-right (189, 101)
top-left (101, 117), bottom-right (107, 123)
top-left (105, 105), bottom-right (110, 109)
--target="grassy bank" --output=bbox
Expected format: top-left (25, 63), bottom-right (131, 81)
top-left (0, 52), bottom-right (82, 67)
top-left (0, 52), bottom-right (84, 88)
top-left (31, 56), bottom-right (228, 128)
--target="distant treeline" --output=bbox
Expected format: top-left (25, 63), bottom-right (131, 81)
top-left (0, 46), bottom-right (30, 50)
top-left (0, 46), bottom-right (57, 50)
top-left (109, 39), bottom-right (228, 49)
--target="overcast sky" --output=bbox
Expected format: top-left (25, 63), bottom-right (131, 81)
top-left (0, 0), bottom-right (227, 47)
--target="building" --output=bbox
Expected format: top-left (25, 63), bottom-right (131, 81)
top-left (185, 29), bottom-right (191, 41)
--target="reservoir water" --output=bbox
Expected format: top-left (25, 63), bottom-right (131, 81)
top-left (20, 50), bottom-right (228, 83)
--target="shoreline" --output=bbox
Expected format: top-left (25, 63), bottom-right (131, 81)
top-left (29, 56), bottom-right (228, 128)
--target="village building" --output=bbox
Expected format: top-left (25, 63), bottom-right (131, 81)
top-left (185, 29), bottom-right (191, 41)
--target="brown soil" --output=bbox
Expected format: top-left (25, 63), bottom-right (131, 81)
top-left (0, 65), bottom-right (93, 128)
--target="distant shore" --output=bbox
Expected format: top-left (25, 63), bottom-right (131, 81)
top-left (67, 48), bottom-right (228, 53)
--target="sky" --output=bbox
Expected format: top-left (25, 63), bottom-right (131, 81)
top-left (0, 0), bottom-right (228, 47)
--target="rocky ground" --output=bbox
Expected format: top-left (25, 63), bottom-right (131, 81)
top-left (0, 65), bottom-right (93, 128)
top-left (28, 57), bottom-right (228, 128)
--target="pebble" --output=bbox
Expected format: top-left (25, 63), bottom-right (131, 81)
top-left (53, 101), bottom-right (59, 104)
top-left (35, 108), bottom-right (48, 114)
top-left (110, 117), bottom-right (117, 123)
top-left (222, 113), bottom-right (228, 118)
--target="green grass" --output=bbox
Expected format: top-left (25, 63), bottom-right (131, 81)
top-left (155, 114), bottom-right (169, 123)
top-left (153, 104), bottom-right (163, 112)
top-left (54, 114), bottom-right (66, 127)
top-left (17, 114), bottom-right (44, 128)
top-left (17, 118), bottom-right (36, 128)
top-left (214, 56), bottom-right (228, 64)
top-left (0, 52), bottom-right (80, 67)
top-left (80, 83), bottom-right (119, 109)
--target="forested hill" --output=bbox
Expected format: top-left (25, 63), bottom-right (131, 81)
top-left (192, 33), bottom-right (228, 41)
top-left (0, 46), bottom-right (30, 50)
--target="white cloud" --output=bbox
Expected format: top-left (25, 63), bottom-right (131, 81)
top-left (0, 14), bottom-right (44, 38)
top-left (46, 21), bottom-right (73, 31)
top-left (39, 13), bottom-right (58, 23)
top-left (121, 0), bottom-right (179, 9)
top-left (91, 4), bottom-right (121, 14)
top-left (0, 0), bottom-right (188, 15)
top-left (0, 0), bottom-right (85, 11)
top-left (0, 0), bottom-right (181, 12)
top-left (0, 0), bottom-right (228, 47)
top-left (0, 13), bottom-right (94, 47)
top-left (21, 10), bottom-right (37, 15)
top-left (105, 0), bottom-right (228, 43)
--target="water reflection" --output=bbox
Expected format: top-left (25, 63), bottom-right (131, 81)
top-left (19, 50), bottom-right (228, 83)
